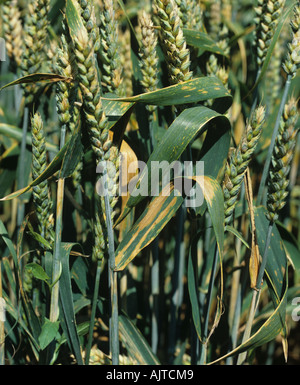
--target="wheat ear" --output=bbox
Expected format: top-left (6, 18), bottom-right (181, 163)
top-left (31, 112), bottom-right (54, 246)
top-left (282, 2), bottom-right (300, 79)
top-left (266, 98), bottom-right (299, 222)
top-left (98, 0), bottom-right (122, 94)
top-left (154, 0), bottom-right (193, 85)
top-left (254, 0), bottom-right (286, 68)
top-left (72, 10), bottom-right (120, 260)
top-left (223, 106), bottom-right (266, 226)
top-left (21, 0), bottom-right (50, 104)
top-left (2, 0), bottom-right (23, 72)
top-left (138, 11), bottom-right (159, 114)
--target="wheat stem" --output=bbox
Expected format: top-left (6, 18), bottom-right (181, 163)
top-left (0, 261), bottom-right (4, 366)
top-left (100, 163), bottom-right (119, 365)
top-left (199, 243), bottom-right (219, 365)
top-left (49, 178), bottom-right (64, 324)
top-left (49, 18), bottom-right (76, 329)
top-left (237, 222), bottom-right (273, 365)
top-left (85, 259), bottom-right (102, 365)
top-left (71, 5), bottom-right (120, 363)
top-left (16, 107), bottom-right (30, 257)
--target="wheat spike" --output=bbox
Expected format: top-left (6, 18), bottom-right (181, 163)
top-left (98, 0), bottom-right (122, 94)
top-left (138, 11), bottom-right (159, 115)
top-left (71, 6), bottom-right (120, 260)
top-left (223, 106), bottom-right (266, 225)
top-left (154, 0), bottom-right (193, 85)
top-left (119, 28), bottom-right (133, 97)
top-left (254, 0), bottom-right (286, 67)
top-left (266, 98), bottom-right (299, 222)
top-left (21, 0), bottom-right (50, 104)
top-left (2, 0), bottom-right (23, 72)
top-left (282, 2), bottom-right (300, 79)
top-left (31, 113), bottom-right (54, 246)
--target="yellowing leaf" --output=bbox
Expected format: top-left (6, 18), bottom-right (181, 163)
top-left (114, 175), bottom-right (224, 271)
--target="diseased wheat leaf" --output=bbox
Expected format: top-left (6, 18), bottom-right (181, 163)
top-left (208, 270), bottom-right (288, 364)
top-left (0, 73), bottom-right (72, 92)
top-left (119, 312), bottom-right (160, 365)
top-left (114, 175), bottom-right (224, 271)
top-left (104, 76), bottom-right (232, 113)
top-left (183, 29), bottom-right (230, 57)
top-left (115, 105), bottom-right (231, 225)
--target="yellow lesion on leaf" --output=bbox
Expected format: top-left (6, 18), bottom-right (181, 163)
top-left (115, 186), bottom-right (178, 269)
top-left (63, 243), bottom-right (73, 252)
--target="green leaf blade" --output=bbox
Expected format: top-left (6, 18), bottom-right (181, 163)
top-left (25, 263), bottom-right (50, 283)
top-left (58, 242), bottom-right (84, 365)
top-left (119, 312), bottom-right (160, 365)
top-left (103, 76), bottom-right (232, 113)
top-left (39, 318), bottom-right (60, 351)
top-left (183, 29), bottom-right (229, 57)
top-left (0, 73), bottom-right (71, 92)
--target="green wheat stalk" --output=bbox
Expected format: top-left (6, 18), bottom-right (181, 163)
top-left (71, 4), bottom-right (120, 364)
top-left (71, 5), bottom-right (109, 261)
top-left (49, 19), bottom-right (78, 330)
top-left (208, 0), bottom-right (221, 41)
